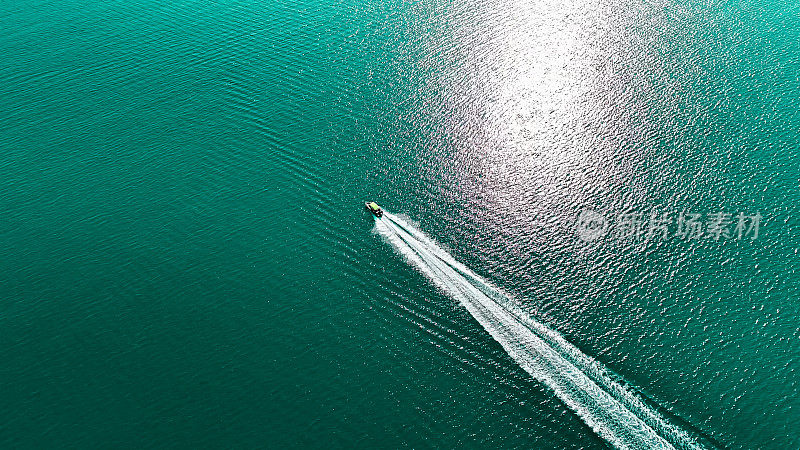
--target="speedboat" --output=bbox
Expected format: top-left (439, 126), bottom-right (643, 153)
top-left (365, 201), bottom-right (383, 217)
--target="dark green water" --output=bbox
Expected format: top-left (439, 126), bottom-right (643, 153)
top-left (1, 0), bottom-right (798, 448)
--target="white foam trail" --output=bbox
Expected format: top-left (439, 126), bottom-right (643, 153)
top-left (375, 212), bottom-right (708, 450)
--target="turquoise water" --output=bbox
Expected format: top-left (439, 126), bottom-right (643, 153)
top-left (1, 0), bottom-right (798, 448)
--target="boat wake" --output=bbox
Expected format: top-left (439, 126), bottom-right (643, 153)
top-left (374, 212), bottom-right (712, 450)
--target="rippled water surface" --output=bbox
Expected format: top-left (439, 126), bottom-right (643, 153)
top-left (1, 0), bottom-right (798, 448)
